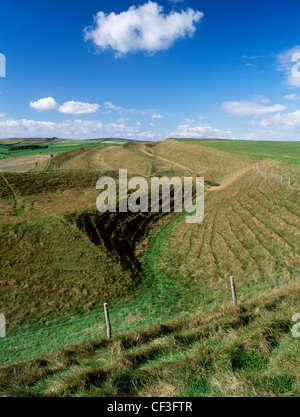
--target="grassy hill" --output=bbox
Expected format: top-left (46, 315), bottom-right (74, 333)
top-left (0, 282), bottom-right (299, 397)
top-left (174, 139), bottom-right (300, 181)
top-left (0, 138), bottom-right (127, 173)
top-left (0, 138), bottom-right (299, 396)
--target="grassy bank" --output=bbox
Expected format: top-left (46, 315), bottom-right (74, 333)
top-left (0, 281), bottom-right (299, 397)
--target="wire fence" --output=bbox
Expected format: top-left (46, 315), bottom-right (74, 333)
top-left (0, 267), bottom-right (299, 367)
top-left (257, 163), bottom-right (299, 187)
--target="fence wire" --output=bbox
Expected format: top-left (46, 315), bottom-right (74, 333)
top-left (0, 267), bottom-right (299, 367)
top-left (257, 164), bottom-right (299, 187)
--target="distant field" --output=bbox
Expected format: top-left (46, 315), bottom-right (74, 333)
top-left (175, 139), bottom-right (300, 160)
top-left (175, 139), bottom-right (300, 180)
top-left (0, 139), bottom-right (125, 161)
top-left (0, 154), bottom-right (52, 173)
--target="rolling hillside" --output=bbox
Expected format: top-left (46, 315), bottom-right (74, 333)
top-left (0, 138), bottom-right (299, 397)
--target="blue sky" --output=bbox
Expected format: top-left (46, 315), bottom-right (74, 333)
top-left (0, 0), bottom-right (300, 140)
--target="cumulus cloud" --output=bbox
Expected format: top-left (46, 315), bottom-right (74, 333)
top-left (58, 101), bottom-right (100, 114)
top-left (257, 110), bottom-right (300, 130)
top-left (152, 114), bottom-right (164, 119)
top-left (30, 97), bottom-right (59, 111)
top-left (222, 101), bottom-right (286, 117)
top-left (0, 118), bottom-right (159, 140)
top-left (277, 45), bottom-right (300, 88)
top-left (84, 1), bottom-right (203, 57)
top-left (169, 124), bottom-right (233, 139)
top-left (30, 98), bottom-right (100, 115)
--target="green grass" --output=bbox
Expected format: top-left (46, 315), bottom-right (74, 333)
top-left (0, 282), bottom-right (299, 397)
top-left (0, 139), bottom-right (299, 396)
top-left (0, 215), bottom-right (136, 332)
top-left (175, 139), bottom-right (300, 162)
top-left (1, 267), bottom-right (297, 367)
top-left (0, 139), bottom-right (126, 159)
top-left (175, 139), bottom-right (300, 179)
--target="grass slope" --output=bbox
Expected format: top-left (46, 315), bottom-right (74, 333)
top-left (0, 283), bottom-right (299, 397)
top-left (0, 139), bottom-right (299, 397)
top-left (175, 139), bottom-right (300, 180)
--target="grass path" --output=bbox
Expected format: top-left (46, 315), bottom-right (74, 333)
top-left (0, 173), bottom-right (23, 215)
top-left (142, 144), bottom-right (193, 174)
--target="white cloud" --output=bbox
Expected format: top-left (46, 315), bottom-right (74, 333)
top-left (0, 117), bottom-right (160, 140)
top-left (104, 101), bottom-right (154, 116)
top-left (104, 101), bottom-right (122, 111)
top-left (283, 94), bottom-right (300, 100)
top-left (169, 124), bottom-right (233, 139)
top-left (0, 113), bottom-right (6, 117)
top-left (30, 97), bottom-right (59, 111)
top-left (184, 118), bottom-right (195, 123)
top-left (222, 101), bottom-right (287, 117)
top-left (152, 114), bottom-right (164, 119)
top-left (30, 98), bottom-right (100, 114)
top-left (84, 1), bottom-right (203, 57)
top-left (257, 110), bottom-right (300, 130)
top-left (277, 46), bottom-right (300, 88)
top-left (58, 101), bottom-right (100, 114)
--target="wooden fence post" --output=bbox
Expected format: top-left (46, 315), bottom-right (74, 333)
top-left (104, 303), bottom-right (111, 340)
top-left (230, 276), bottom-right (237, 306)
top-left (0, 313), bottom-right (5, 338)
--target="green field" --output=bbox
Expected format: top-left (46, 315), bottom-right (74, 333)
top-left (175, 139), bottom-right (300, 160)
top-left (0, 138), bottom-right (299, 397)
top-left (0, 139), bottom-right (127, 160)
